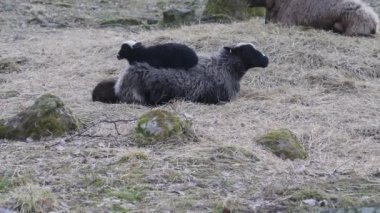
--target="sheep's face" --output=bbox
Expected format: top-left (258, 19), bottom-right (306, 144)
top-left (117, 41), bottom-right (143, 60)
top-left (225, 43), bottom-right (269, 69)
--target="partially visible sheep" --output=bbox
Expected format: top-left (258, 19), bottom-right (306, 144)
top-left (113, 43), bottom-right (269, 105)
top-left (92, 79), bottom-right (119, 103)
top-left (248, 0), bottom-right (379, 36)
top-left (117, 40), bottom-right (199, 69)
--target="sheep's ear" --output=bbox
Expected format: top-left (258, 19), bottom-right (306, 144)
top-left (223, 46), bottom-right (234, 53)
top-left (133, 42), bottom-right (143, 49)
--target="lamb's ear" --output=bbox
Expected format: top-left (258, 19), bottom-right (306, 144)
top-left (223, 46), bottom-right (234, 53)
top-left (133, 42), bottom-right (143, 49)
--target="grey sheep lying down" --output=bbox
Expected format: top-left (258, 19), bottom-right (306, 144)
top-left (92, 43), bottom-right (269, 105)
top-left (248, 0), bottom-right (379, 36)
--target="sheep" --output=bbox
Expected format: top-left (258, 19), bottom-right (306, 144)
top-left (248, 0), bottom-right (379, 36)
top-left (112, 43), bottom-right (269, 105)
top-left (92, 79), bottom-right (119, 103)
top-left (117, 40), bottom-right (199, 69)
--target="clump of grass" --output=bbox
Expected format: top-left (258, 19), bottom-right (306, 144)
top-left (117, 149), bottom-right (148, 164)
top-left (161, 170), bottom-right (185, 183)
top-left (0, 175), bottom-right (12, 192)
top-left (289, 187), bottom-right (327, 202)
top-left (211, 145), bottom-right (260, 162)
top-left (82, 173), bottom-right (106, 188)
top-left (111, 204), bottom-right (129, 213)
top-left (9, 184), bottom-right (57, 213)
top-left (108, 187), bottom-right (144, 203)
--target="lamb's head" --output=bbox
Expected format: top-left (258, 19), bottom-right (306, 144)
top-left (117, 40), bottom-right (143, 60)
top-left (224, 43), bottom-right (269, 70)
top-left (92, 79), bottom-right (119, 103)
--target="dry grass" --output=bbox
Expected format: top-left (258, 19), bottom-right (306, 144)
top-left (1, 2), bottom-right (380, 212)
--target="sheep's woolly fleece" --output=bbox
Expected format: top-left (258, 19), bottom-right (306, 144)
top-left (253, 0), bottom-right (379, 36)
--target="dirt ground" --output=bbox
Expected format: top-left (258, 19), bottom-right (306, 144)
top-left (0, 0), bottom-right (380, 212)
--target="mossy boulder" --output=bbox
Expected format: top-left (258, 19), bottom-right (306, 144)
top-left (257, 129), bottom-right (306, 160)
top-left (162, 8), bottom-right (196, 27)
top-left (132, 110), bottom-right (191, 146)
top-left (202, 0), bottom-right (265, 22)
top-left (0, 94), bottom-right (80, 141)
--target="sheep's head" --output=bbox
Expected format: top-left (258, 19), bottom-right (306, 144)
top-left (117, 40), bottom-right (143, 60)
top-left (224, 43), bottom-right (269, 70)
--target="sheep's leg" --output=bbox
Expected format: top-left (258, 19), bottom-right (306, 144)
top-left (265, 8), bottom-right (271, 24)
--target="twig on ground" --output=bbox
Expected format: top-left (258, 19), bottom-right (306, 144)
top-left (66, 118), bottom-right (137, 142)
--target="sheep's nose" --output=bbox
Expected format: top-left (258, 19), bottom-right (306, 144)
top-left (117, 54), bottom-right (122, 60)
top-left (261, 56), bottom-right (269, 68)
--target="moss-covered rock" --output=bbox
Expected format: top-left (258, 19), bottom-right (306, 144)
top-left (132, 110), bottom-right (192, 146)
top-left (256, 129), bottom-right (306, 160)
top-left (202, 0), bottom-right (265, 22)
top-left (0, 94), bottom-right (80, 141)
top-left (162, 8), bottom-right (196, 27)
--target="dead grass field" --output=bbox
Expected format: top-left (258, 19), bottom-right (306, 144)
top-left (0, 1), bottom-right (380, 212)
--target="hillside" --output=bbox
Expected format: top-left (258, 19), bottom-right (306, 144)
top-left (0, 0), bottom-right (380, 212)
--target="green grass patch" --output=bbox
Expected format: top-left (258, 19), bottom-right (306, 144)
top-left (111, 204), bottom-right (129, 213)
top-left (108, 187), bottom-right (144, 203)
top-left (0, 176), bottom-right (12, 192)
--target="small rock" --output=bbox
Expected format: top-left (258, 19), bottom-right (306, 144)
top-left (302, 199), bottom-right (317, 206)
top-left (162, 8), bottom-right (196, 27)
top-left (132, 110), bottom-right (192, 146)
top-left (256, 129), bottom-right (307, 160)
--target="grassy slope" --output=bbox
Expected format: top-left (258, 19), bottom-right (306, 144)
top-left (0, 1), bottom-right (380, 212)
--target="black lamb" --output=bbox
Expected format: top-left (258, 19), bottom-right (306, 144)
top-left (117, 40), bottom-right (199, 69)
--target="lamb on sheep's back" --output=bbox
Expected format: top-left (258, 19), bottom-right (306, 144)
top-left (117, 40), bottom-right (199, 70)
top-left (113, 43), bottom-right (269, 105)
